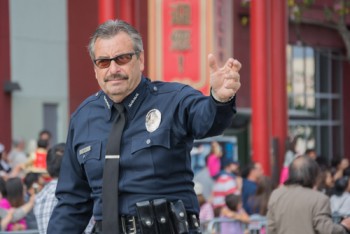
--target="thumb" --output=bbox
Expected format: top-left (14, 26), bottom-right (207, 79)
top-left (208, 53), bottom-right (218, 73)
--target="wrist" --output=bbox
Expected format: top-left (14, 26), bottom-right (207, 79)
top-left (210, 89), bottom-right (234, 103)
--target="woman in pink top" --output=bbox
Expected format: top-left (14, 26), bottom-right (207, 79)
top-left (207, 141), bottom-right (223, 178)
top-left (0, 177), bottom-right (27, 231)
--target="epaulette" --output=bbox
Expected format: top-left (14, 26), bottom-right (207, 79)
top-left (148, 80), bottom-right (187, 94)
top-left (71, 90), bottom-right (102, 117)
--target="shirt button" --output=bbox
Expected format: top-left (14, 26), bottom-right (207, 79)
top-left (146, 139), bottom-right (151, 144)
top-left (153, 86), bottom-right (157, 91)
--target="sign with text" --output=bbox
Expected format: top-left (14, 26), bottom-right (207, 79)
top-left (148, 0), bottom-right (233, 95)
top-left (162, 0), bottom-right (201, 90)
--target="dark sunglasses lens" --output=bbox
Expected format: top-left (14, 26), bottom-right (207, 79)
top-left (96, 59), bottom-right (111, 69)
top-left (115, 54), bottom-right (133, 65)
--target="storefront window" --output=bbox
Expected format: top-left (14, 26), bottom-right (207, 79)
top-left (287, 45), bottom-right (315, 114)
top-left (287, 45), bottom-right (343, 161)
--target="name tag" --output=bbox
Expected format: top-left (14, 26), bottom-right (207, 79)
top-left (79, 146), bottom-right (91, 155)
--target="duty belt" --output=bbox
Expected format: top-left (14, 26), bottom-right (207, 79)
top-left (93, 198), bottom-right (201, 234)
top-left (93, 213), bottom-right (200, 234)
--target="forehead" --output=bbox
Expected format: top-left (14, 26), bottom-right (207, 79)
top-left (94, 32), bottom-right (134, 57)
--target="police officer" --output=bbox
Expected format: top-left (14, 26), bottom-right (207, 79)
top-left (47, 19), bottom-right (241, 234)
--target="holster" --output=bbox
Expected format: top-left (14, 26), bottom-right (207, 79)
top-left (153, 198), bottom-right (175, 234)
top-left (136, 200), bottom-right (158, 234)
top-left (169, 200), bottom-right (189, 234)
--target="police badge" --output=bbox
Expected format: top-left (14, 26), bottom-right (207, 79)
top-left (145, 109), bottom-right (161, 132)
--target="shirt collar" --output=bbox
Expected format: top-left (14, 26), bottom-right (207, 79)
top-left (123, 76), bottom-right (148, 120)
top-left (101, 76), bottom-right (149, 121)
top-left (101, 92), bottom-right (114, 121)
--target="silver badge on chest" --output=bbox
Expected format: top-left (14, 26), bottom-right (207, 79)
top-left (145, 109), bottom-right (161, 132)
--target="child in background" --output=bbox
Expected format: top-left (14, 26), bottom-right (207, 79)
top-left (220, 194), bottom-right (250, 234)
top-left (194, 182), bottom-right (214, 223)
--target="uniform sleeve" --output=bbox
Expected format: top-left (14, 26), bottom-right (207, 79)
top-left (176, 86), bottom-right (236, 139)
top-left (47, 122), bottom-right (93, 234)
top-left (313, 195), bottom-right (347, 234)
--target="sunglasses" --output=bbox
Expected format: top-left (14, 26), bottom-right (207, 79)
top-left (94, 51), bottom-right (140, 69)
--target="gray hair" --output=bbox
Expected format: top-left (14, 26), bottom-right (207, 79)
top-left (284, 155), bottom-right (319, 188)
top-left (88, 19), bottom-right (143, 61)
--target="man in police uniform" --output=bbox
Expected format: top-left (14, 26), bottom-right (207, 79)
top-left (47, 19), bottom-right (241, 234)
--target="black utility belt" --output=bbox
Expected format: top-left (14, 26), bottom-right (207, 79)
top-left (136, 198), bottom-right (200, 234)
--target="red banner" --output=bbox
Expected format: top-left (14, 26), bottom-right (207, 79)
top-left (162, 0), bottom-right (202, 91)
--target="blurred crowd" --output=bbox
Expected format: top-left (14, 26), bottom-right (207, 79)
top-left (0, 130), bottom-right (92, 234)
top-left (1, 133), bottom-right (350, 233)
top-left (0, 130), bottom-right (55, 232)
top-left (194, 140), bottom-right (350, 233)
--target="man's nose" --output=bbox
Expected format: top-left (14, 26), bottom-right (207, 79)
top-left (109, 60), bottom-right (122, 73)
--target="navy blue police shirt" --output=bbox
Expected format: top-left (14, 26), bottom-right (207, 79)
top-left (48, 76), bottom-right (237, 233)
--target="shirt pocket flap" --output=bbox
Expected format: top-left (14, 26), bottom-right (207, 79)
top-left (131, 129), bottom-right (171, 154)
top-left (77, 141), bottom-right (102, 164)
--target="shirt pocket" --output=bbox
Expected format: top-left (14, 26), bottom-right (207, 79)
top-left (128, 129), bottom-right (171, 172)
top-left (77, 141), bottom-right (103, 184)
top-left (131, 128), bottom-right (171, 154)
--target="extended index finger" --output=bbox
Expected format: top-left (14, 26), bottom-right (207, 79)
top-left (208, 53), bottom-right (218, 73)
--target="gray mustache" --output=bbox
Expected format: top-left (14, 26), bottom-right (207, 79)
top-left (104, 74), bottom-right (128, 82)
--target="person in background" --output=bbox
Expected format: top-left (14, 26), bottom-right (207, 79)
top-left (267, 155), bottom-right (350, 234)
top-left (279, 136), bottom-right (299, 184)
top-left (193, 155), bottom-right (215, 201)
top-left (47, 19), bottom-right (241, 234)
top-left (8, 138), bottom-right (28, 169)
top-left (0, 143), bottom-right (30, 180)
top-left (207, 141), bottom-right (223, 178)
top-left (34, 143), bottom-right (64, 234)
top-left (0, 144), bottom-right (12, 177)
top-left (241, 162), bottom-right (263, 215)
top-left (28, 139), bottom-right (49, 173)
top-left (0, 177), bottom-right (27, 231)
top-left (34, 143), bottom-right (94, 234)
top-left (247, 176), bottom-right (273, 216)
top-left (330, 176), bottom-right (350, 217)
top-left (0, 177), bottom-right (35, 231)
top-left (23, 172), bottom-right (43, 230)
top-left (304, 148), bottom-right (317, 160)
top-left (212, 157), bottom-right (241, 217)
top-left (194, 182), bottom-right (214, 222)
top-left (332, 158), bottom-right (350, 181)
top-left (39, 130), bottom-right (52, 148)
top-left (220, 194), bottom-right (249, 234)
top-left (316, 165), bottom-right (334, 197)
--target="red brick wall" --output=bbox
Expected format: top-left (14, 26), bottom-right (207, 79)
top-left (67, 0), bottom-right (99, 113)
top-left (0, 0), bottom-right (12, 149)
